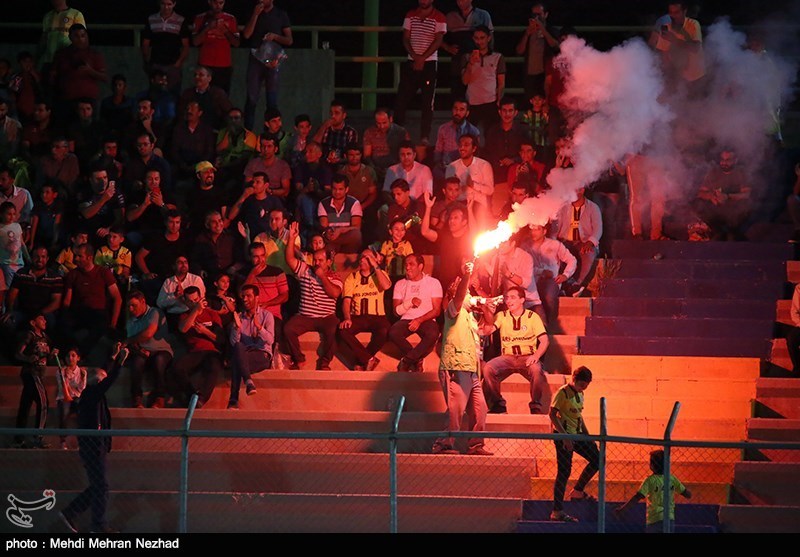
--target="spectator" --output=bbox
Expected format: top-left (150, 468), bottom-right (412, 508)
top-left (124, 97), bottom-right (169, 158)
top-left (76, 163), bottom-right (126, 246)
top-left (283, 113), bottom-right (312, 174)
top-left (242, 0), bottom-right (293, 130)
top-left (98, 75), bottom-right (133, 139)
top-left (226, 171), bottom-right (284, 240)
top-left (649, 2), bottom-right (705, 92)
top-left (362, 108), bottom-right (410, 180)
top-left (383, 178), bottom-right (426, 251)
top-left (481, 285), bottom-right (549, 414)
top-left (177, 66), bottom-right (233, 130)
top-left (170, 285), bottom-right (223, 408)
top-left (206, 271), bottom-right (236, 329)
top-left (393, 0), bottom-right (447, 143)
top-left (58, 343), bottom-right (127, 535)
top-left (141, 0), bottom-right (191, 96)
top-left (521, 92), bottom-right (552, 162)
top-left (124, 132), bottom-right (173, 196)
top-left (215, 107), bottom-right (258, 189)
top-left (339, 248), bottom-right (392, 371)
top-left (283, 221), bottom-right (342, 370)
top-left (50, 24), bottom-right (108, 122)
top-left (441, 0), bottom-right (494, 101)
top-left (388, 254), bottom-right (442, 372)
top-left (293, 141), bottom-right (332, 245)
top-left (0, 202), bottom-right (25, 310)
top-left (0, 98), bottom-right (22, 162)
top-left (36, 137), bottom-right (81, 201)
top-left (227, 283), bottom-right (275, 408)
top-left (169, 100), bottom-right (216, 190)
top-left (135, 209), bottom-right (190, 304)
top-left (421, 192), bottom-right (474, 291)
top-left (496, 180), bottom-right (530, 221)
top-left (55, 345), bottom-right (86, 450)
top-left (433, 99), bottom-right (480, 181)
top-left (461, 25), bottom-right (505, 133)
top-left (429, 176), bottom-right (462, 231)
top-left (37, 0), bottom-right (86, 74)
top-left (94, 225), bottom-right (132, 283)
top-left (261, 108), bottom-right (289, 153)
top-left (191, 0), bottom-right (240, 95)
top-left (252, 207), bottom-right (301, 274)
top-left (445, 133), bottom-right (494, 212)
top-left (523, 221), bottom-right (576, 328)
top-left (555, 186), bottom-right (602, 296)
top-left (22, 100), bottom-right (60, 164)
top-left (318, 174), bottom-right (363, 254)
top-left (186, 161), bottom-right (229, 234)
top-left (60, 243), bottom-right (123, 361)
top-left (238, 240), bottom-right (289, 343)
top-left (55, 229), bottom-right (89, 276)
top-left (134, 69), bottom-right (178, 125)
top-left (0, 164), bottom-right (35, 226)
top-left (548, 366), bottom-right (599, 522)
top-left (431, 261), bottom-right (491, 455)
top-left (28, 183), bottom-right (62, 252)
top-left (124, 290), bottom-right (174, 409)
top-left (243, 134), bottom-right (292, 200)
top-left (13, 314), bottom-right (58, 449)
top-left (2, 245), bottom-right (62, 334)
top-left (10, 52), bottom-right (42, 126)
top-left (515, 2), bottom-right (559, 99)
top-left (67, 100), bottom-right (107, 173)
top-left (383, 140), bottom-right (434, 201)
top-left (313, 99), bottom-right (359, 167)
top-left (156, 254), bottom-right (206, 330)
top-left (377, 218), bottom-right (415, 283)
top-left (485, 97), bottom-right (531, 183)
top-left (615, 449), bottom-right (693, 533)
top-left (191, 210), bottom-right (239, 282)
top-left (343, 145), bottom-right (381, 246)
top-left (625, 153), bottom-right (668, 241)
top-left (692, 148), bottom-right (751, 241)
top-left (506, 139), bottom-right (546, 196)
top-left (126, 167), bottom-right (176, 249)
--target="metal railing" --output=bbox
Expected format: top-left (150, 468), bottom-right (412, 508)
top-left (3, 395), bottom-right (800, 534)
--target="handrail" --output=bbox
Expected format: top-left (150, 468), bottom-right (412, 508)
top-left (179, 394), bottom-right (199, 534)
top-left (598, 397), bottom-right (608, 534)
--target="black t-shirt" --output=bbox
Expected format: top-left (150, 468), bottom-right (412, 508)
top-left (188, 186), bottom-right (229, 233)
top-left (141, 232), bottom-right (190, 278)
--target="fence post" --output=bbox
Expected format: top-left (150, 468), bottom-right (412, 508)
top-left (598, 397), bottom-right (608, 533)
top-left (361, 0), bottom-right (380, 111)
top-left (389, 394), bottom-right (406, 533)
top-left (662, 402), bottom-right (681, 534)
top-left (179, 394), bottom-right (199, 534)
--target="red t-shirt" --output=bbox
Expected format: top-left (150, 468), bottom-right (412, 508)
top-left (65, 265), bottom-right (115, 311)
top-left (180, 307), bottom-right (222, 352)
top-left (193, 11), bottom-right (238, 67)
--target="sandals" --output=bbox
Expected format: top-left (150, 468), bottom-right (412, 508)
top-left (550, 510), bottom-right (579, 522)
top-left (569, 489), bottom-right (597, 502)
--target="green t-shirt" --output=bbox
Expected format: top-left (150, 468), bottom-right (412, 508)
top-left (439, 304), bottom-right (479, 373)
top-left (639, 473), bottom-right (687, 525)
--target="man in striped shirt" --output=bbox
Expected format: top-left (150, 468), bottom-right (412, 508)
top-left (393, 0), bottom-right (447, 144)
top-left (284, 221), bottom-right (343, 370)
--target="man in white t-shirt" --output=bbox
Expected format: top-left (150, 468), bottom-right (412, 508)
top-left (388, 254), bottom-right (442, 372)
top-left (445, 133), bottom-right (494, 212)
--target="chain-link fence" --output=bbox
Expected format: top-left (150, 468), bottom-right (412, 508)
top-left (2, 401), bottom-right (799, 534)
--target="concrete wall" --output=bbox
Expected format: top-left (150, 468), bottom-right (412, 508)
top-left (0, 44), bottom-right (334, 132)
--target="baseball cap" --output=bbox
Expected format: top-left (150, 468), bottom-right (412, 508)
top-left (195, 161), bottom-right (216, 173)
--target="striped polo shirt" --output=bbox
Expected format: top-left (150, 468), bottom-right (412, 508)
top-left (293, 259), bottom-right (342, 318)
top-left (403, 8), bottom-right (447, 62)
top-left (317, 195), bottom-right (362, 229)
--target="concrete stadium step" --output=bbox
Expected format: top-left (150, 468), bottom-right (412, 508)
top-left (519, 500), bottom-right (720, 531)
top-left (580, 416), bottom-right (748, 441)
top-left (776, 299), bottom-right (792, 326)
top-left (593, 297), bottom-right (777, 319)
top-left (1, 451), bottom-right (537, 499)
top-left (787, 260), bottom-right (800, 283)
top-left (746, 418), bottom-right (800, 443)
top-left (611, 240), bottom-right (793, 261)
top-left (579, 335), bottom-right (772, 358)
top-left (612, 259), bottom-right (786, 282)
top-left (527, 478), bottom-right (730, 505)
top-left (599, 278), bottom-right (783, 300)
top-left (533, 457), bottom-right (735, 483)
top-left (0, 489), bottom-right (525, 534)
top-left (515, 520), bottom-right (717, 533)
top-left (718, 504), bottom-right (800, 533)
top-left (731, 462), bottom-right (800, 506)
top-left (754, 378), bottom-right (800, 419)
top-left (584, 316), bottom-right (774, 339)
top-left (294, 333), bottom-right (579, 374)
top-left (570, 354), bottom-right (762, 380)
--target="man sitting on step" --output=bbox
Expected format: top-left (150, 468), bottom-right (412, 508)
top-left (338, 248), bottom-right (393, 371)
top-left (481, 286), bottom-right (550, 414)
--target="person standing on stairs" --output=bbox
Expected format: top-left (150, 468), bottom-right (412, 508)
top-left (785, 282), bottom-right (800, 376)
top-left (549, 365), bottom-right (599, 522)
